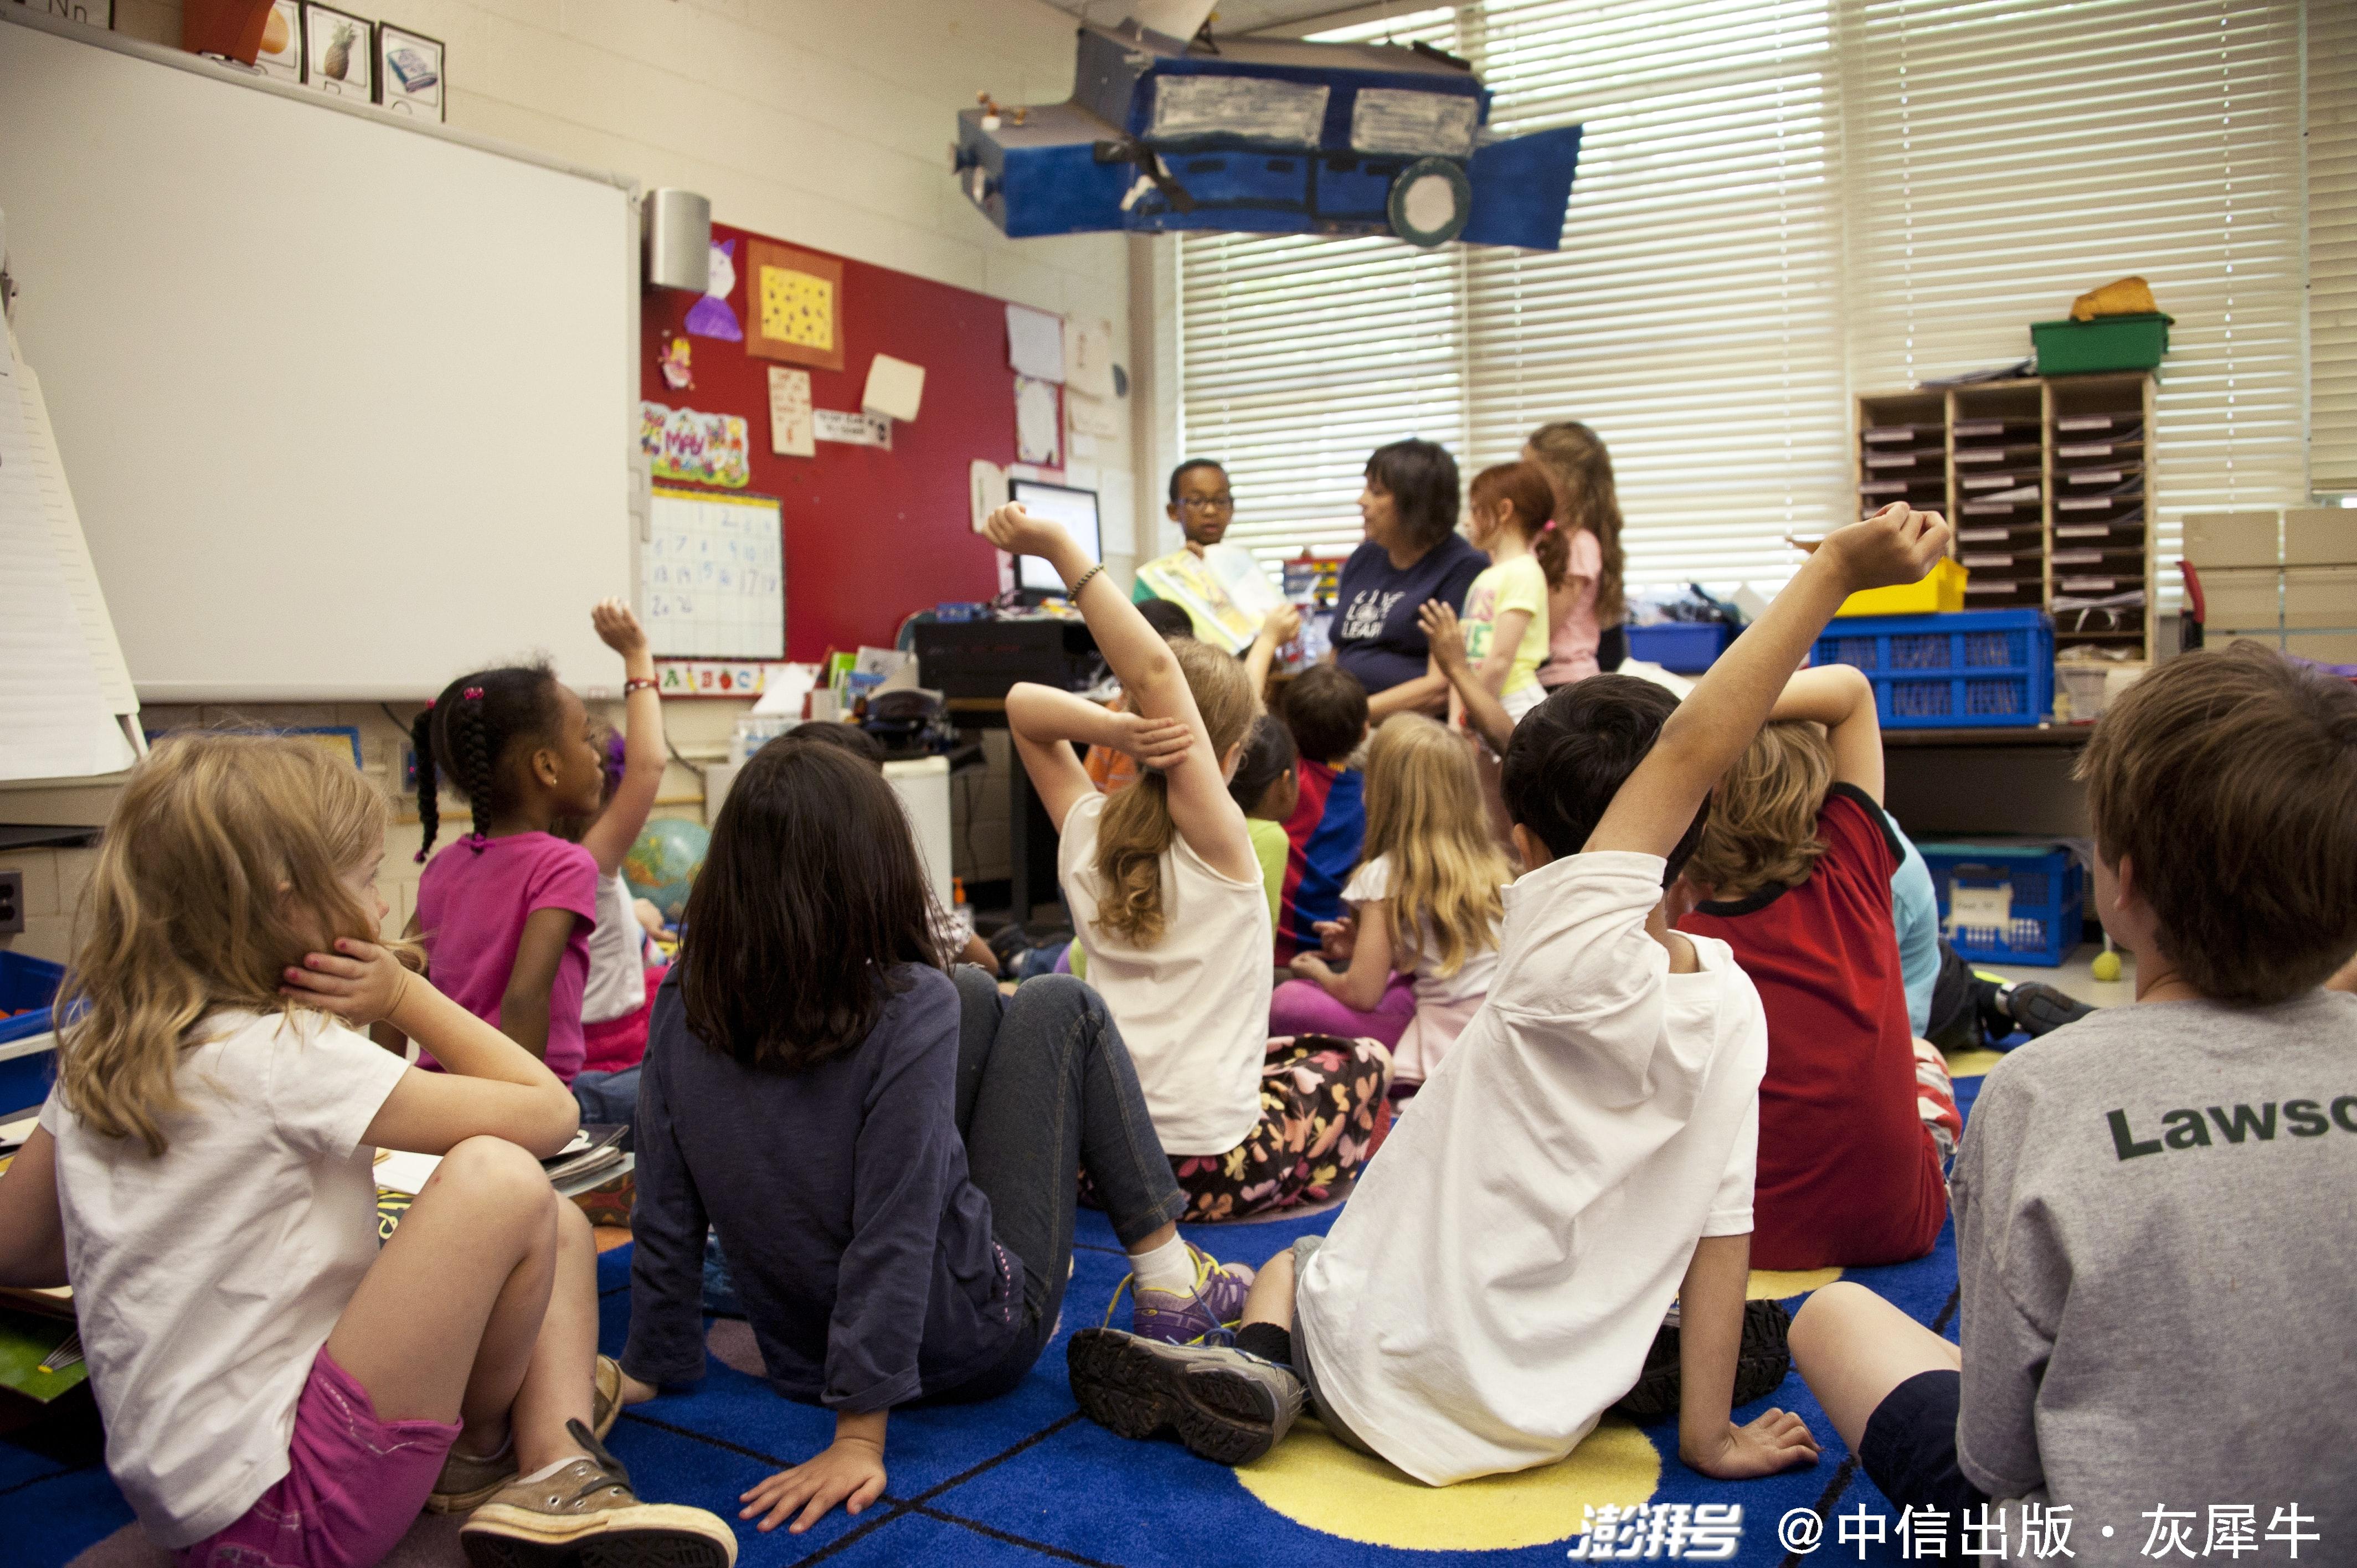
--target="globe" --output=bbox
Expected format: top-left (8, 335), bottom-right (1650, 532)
top-left (622, 818), bottom-right (711, 922)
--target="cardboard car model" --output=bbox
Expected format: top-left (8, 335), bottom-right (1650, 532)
top-left (953, 22), bottom-right (1584, 250)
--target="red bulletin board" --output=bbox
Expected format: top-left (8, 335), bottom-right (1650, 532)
top-left (642, 221), bottom-right (1022, 662)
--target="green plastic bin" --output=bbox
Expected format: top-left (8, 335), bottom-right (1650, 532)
top-left (2030, 312), bottom-right (2172, 375)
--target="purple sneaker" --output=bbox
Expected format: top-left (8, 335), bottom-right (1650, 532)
top-left (1124, 1244), bottom-right (1255, 1345)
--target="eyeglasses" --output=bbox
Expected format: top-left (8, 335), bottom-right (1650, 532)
top-left (1178, 494), bottom-right (1235, 512)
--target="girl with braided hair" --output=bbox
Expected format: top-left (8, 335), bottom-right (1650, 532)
top-left (404, 603), bottom-right (636, 1087)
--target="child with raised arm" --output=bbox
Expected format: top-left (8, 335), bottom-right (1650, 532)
top-left (1792, 643), bottom-right (2357, 1549)
top-left (0, 735), bottom-right (732, 1565)
top-left (1676, 663), bottom-right (1958, 1269)
top-left (990, 503), bottom-right (1390, 1224)
top-left (1065, 503), bottom-right (1949, 1483)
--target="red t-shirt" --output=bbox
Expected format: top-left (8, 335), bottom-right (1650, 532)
top-left (1677, 784), bottom-right (1947, 1270)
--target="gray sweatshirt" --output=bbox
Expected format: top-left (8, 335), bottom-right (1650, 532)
top-left (1954, 989), bottom-right (2357, 1564)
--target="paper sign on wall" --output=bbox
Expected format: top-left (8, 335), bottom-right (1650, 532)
top-left (640, 401), bottom-right (750, 489)
top-left (768, 367), bottom-right (814, 457)
top-left (1066, 389), bottom-right (1121, 439)
top-left (1006, 304), bottom-right (1066, 383)
top-left (814, 408), bottom-right (893, 449)
top-left (1065, 316), bottom-right (1115, 399)
top-left (1014, 374), bottom-right (1061, 466)
top-left (863, 354), bottom-right (926, 422)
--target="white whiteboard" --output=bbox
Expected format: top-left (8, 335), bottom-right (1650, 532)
top-left (644, 489), bottom-right (785, 659)
top-left (0, 13), bottom-right (639, 701)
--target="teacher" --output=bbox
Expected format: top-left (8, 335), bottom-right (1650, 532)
top-left (1330, 439), bottom-right (1486, 721)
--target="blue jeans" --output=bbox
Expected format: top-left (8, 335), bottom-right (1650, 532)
top-left (572, 1066), bottom-right (641, 1131)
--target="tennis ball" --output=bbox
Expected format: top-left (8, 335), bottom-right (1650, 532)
top-left (2091, 950), bottom-right (2122, 983)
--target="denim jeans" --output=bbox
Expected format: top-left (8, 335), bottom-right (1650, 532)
top-left (572, 1066), bottom-right (641, 1132)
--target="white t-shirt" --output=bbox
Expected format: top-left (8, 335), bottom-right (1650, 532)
top-left (581, 869), bottom-right (647, 1024)
top-left (41, 1009), bottom-right (409, 1545)
top-left (1341, 852), bottom-right (1502, 1011)
top-left (1058, 790), bottom-right (1271, 1154)
top-left (1295, 851), bottom-right (1767, 1485)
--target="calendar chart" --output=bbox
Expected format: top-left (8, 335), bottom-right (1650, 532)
top-left (644, 488), bottom-right (785, 659)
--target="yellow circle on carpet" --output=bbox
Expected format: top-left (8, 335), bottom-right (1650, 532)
top-left (1748, 1266), bottom-right (1841, 1299)
top-left (1236, 1417), bottom-right (1659, 1551)
top-left (1944, 1047), bottom-right (2005, 1079)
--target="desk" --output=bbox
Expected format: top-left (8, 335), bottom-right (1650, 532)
top-left (1883, 724), bottom-right (2095, 840)
top-left (948, 698), bottom-right (1068, 924)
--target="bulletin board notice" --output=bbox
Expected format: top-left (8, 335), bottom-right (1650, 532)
top-left (644, 488), bottom-right (785, 659)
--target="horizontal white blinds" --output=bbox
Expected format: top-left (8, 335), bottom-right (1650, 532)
top-left (2311, 0), bottom-right (2357, 494)
top-left (1177, 0), bottom-right (2318, 586)
top-left (1842, 0), bottom-right (2307, 585)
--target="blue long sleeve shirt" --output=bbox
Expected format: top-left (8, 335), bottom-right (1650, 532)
top-left (621, 966), bottom-right (1021, 1411)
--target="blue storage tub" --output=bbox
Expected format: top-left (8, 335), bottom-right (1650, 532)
top-left (1627, 621), bottom-right (1736, 674)
top-left (1917, 842), bottom-right (2083, 967)
top-left (0, 952), bottom-right (63, 1116)
top-left (1812, 608), bottom-right (2054, 729)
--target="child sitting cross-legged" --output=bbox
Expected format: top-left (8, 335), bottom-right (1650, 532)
top-left (1790, 643), bottom-right (2357, 1544)
top-left (1064, 501), bottom-right (1952, 1483)
top-left (991, 503), bottom-right (1390, 1224)
top-left (618, 737), bottom-right (1251, 1536)
top-left (1675, 663), bottom-right (1958, 1270)
top-left (1273, 714), bottom-right (1510, 1086)
top-left (0, 735), bottom-right (733, 1565)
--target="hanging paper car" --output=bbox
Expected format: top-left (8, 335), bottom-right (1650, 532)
top-left (951, 20), bottom-right (1583, 250)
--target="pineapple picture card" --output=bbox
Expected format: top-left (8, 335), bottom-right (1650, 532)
top-left (744, 240), bottom-right (845, 372)
top-left (299, 3), bottom-right (372, 99)
top-left (375, 23), bottom-right (444, 120)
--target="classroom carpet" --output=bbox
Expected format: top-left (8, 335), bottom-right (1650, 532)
top-left (16, 1072), bottom-right (1996, 1568)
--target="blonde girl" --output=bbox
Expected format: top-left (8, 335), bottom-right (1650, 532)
top-left (991, 503), bottom-right (1391, 1224)
top-left (1523, 420), bottom-right (1628, 688)
top-left (1279, 715), bottom-right (1512, 1087)
top-left (0, 735), bottom-right (731, 1567)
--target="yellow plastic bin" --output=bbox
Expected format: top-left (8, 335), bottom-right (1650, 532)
top-left (1837, 557), bottom-right (1967, 618)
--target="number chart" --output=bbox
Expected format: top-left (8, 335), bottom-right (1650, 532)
top-left (644, 488), bottom-right (785, 659)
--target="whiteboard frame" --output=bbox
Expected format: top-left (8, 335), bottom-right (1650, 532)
top-left (0, 6), bottom-right (649, 703)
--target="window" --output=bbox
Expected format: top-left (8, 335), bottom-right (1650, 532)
top-left (2311, 0), bottom-right (2357, 494)
top-left (1171, 0), bottom-right (2315, 594)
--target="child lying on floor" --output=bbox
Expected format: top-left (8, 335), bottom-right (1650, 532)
top-left (1793, 642), bottom-right (2357, 1549)
top-left (1066, 501), bottom-right (1952, 1484)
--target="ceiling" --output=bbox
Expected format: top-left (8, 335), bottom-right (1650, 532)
top-left (1035, 1), bottom-right (1387, 38)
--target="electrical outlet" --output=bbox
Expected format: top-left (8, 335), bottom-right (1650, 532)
top-left (0, 871), bottom-right (22, 936)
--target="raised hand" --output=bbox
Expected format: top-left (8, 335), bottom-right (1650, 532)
top-left (1417, 600), bottom-right (1471, 677)
top-left (1260, 603), bottom-right (1303, 646)
top-left (1789, 504), bottom-right (1952, 595)
top-left (591, 597), bottom-right (648, 658)
top-left (984, 502), bottom-right (1068, 560)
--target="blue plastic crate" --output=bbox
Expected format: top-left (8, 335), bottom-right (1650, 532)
top-left (1627, 621), bottom-right (1736, 673)
top-left (0, 952), bottom-right (63, 1116)
top-left (1812, 608), bottom-right (2054, 729)
top-left (1917, 842), bottom-right (2083, 967)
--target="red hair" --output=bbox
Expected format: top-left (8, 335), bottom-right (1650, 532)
top-left (1469, 462), bottom-right (1567, 589)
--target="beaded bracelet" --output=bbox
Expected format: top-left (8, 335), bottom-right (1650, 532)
top-left (623, 677), bottom-right (658, 695)
top-left (1066, 563), bottom-right (1105, 599)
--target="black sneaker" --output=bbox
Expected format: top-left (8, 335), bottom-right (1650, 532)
top-left (2001, 980), bottom-right (2097, 1038)
top-left (1611, 1298), bottom-right (1792, 1424)
top-left (1067, 1328), bottom-right (1303, 1465)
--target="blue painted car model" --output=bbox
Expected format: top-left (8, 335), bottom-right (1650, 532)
top-left (954, 23), bottom-right (1583, 250)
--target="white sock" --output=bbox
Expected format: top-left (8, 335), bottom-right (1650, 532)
top-left (517, 1454), bottom-right (584, 1485)
top-left (1128, 1234), bottom-right (1197, 1295)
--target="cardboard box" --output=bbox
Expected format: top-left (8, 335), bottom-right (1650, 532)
top-left (2198, 566), bottom-right (2281, 632)
top-left (2282, 566), bottom-right (2357, 629)
top-left (2181, 511), bottom-right (2281, 569)
top-left (2283, 508), bottom-right (2357, 569)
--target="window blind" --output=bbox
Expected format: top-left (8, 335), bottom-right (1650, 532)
top-left (1176, 8), bottom-right (1469, 564)
top-left (1174, 0), bottom-right (2316, 587)
top-left (2311, 0), bottom-right (2357, 494)
top-left (1841, 0), bottom-right (2307, 589)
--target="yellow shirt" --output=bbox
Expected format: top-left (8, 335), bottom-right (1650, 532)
top-left (1461, 554), bottom-right (1550, 697)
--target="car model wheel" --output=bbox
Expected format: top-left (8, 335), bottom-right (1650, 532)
top-left (1387, 157), bottom-right (1472, 246)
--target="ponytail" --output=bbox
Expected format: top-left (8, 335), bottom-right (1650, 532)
top-left (411, 706), bottom-right (440, 862)
top-left (413, 663), bottom-right (563, 860)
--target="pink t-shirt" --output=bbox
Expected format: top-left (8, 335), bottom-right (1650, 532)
top-left (414, 831), bottom-right (599, 1084)
top-left (1539, 527), bottom-right (1604, 688)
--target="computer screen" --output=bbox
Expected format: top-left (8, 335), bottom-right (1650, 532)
top-left (1007, 479), bottom-right (1102, 593)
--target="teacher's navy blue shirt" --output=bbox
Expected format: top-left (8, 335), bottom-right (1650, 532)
top-left (1331, 534), bottom-right (1487, 695)
top-left (621, 967), bottom-right (1021, 1412)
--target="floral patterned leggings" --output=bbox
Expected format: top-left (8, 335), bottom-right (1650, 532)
top-left (1167, 1034), bottom-right (1391, 1223)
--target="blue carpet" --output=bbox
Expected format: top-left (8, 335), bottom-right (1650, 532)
top-left (10, 1078), bottom-right (1988, 1567)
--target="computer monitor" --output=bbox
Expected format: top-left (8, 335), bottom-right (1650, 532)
top-left (1008, 478), bottom-right (1102, 596)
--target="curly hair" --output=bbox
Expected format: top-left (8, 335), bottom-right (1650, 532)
top-left (1526, 421), bottom-right (1627, 624)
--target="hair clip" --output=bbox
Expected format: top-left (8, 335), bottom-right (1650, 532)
top-left (1541, 519), bottom-right (1559, 532)
top-left (423, 698), bottom-right (435, 710)
top-left (462, 686), bottom-right (485, 700)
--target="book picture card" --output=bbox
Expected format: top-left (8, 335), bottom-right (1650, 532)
top-left (747, 240), bottom-right (844, 371)
top-left (254, 0), bottom-right (302, 80)
top-left (18, 0), bottom-right (112, 24)
top-left (768, 366), bottom-right (815, 458)
top-left (862, 354), bottom-right (925, 423)
top-left (300, 3), bottom-right (373, 98)
top-left (375, 23), bottom-right (444, 120)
